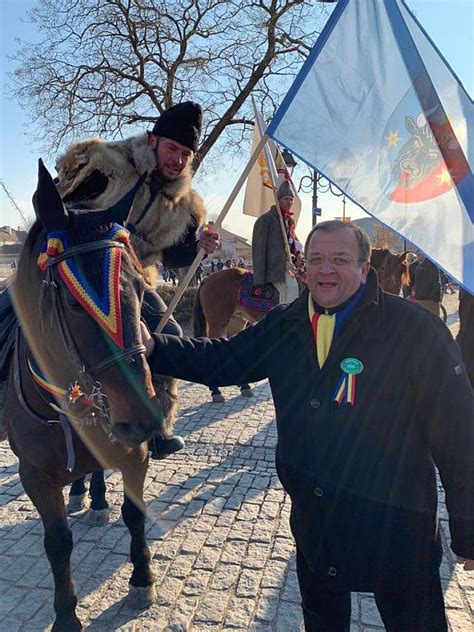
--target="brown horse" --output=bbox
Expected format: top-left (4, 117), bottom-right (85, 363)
top-left (369, 248), bottom-right (407, 295)
top-left (193, 267), bottom-right (267, 402)
top-left (2, 161), bottom-right (162, 631)
top-left (193, 249), bottom-right (407, 402)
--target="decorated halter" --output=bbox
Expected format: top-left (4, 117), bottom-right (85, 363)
top-left (38, 223), bottom-right (130, 348)
top-left (35, 223), bottom-right (148, 429)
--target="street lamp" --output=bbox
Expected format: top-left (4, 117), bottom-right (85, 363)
top-left (281, 148), bottom-right (346, 226)
top-left (281, 148), bottom-right (297, 176)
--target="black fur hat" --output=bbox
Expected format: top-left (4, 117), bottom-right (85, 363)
top-left (152, 102), bottom-right (202, 152)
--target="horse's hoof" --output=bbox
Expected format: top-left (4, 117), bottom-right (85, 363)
top-left (67, 492), bottom-right (89, 513)
top-left (212, 393), bottom-right (225, 403)
top-left (85, 507), bottom-right (110, 527)
top-left (127, 583), bottom-right (157, 609)
top-left (52, 613), bottom-right (83, 631)
top-left (240, 388), bottom-right (253, 398)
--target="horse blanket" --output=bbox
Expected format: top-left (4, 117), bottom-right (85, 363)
top-left (238, 272), bottom-right (278, 313)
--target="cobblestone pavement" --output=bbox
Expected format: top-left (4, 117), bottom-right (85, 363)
top-left (0, 292), bottom-right (472, 631)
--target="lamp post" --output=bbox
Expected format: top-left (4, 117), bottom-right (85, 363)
top-left (281, 148), bottom-right (297, 176)
top-left (280, 149), bottom-right (346, 226)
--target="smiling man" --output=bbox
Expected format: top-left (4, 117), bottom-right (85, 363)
top-left (142, 219), bottom-right (474, 631)
top-left (53, 101), bottom-right (220, 458)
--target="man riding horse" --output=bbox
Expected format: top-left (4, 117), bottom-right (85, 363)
top-left (252, 179), bottom-right (300, 305)
top-left (0, 102), bottom-right (220, 456)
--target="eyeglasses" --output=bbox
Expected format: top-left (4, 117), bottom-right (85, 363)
top-left (308, 255), bottom-right (364, 268)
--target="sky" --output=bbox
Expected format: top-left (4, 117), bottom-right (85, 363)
top-left (1, 0), bottom-right (473, 244)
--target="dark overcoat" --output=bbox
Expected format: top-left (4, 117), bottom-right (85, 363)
top-left (457, 288), bottom-right (474, 386)
top-left (151, 270), bottom-right (474, 591)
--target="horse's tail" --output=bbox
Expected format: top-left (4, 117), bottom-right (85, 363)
top-left (192, 284), bottom-right (208, 337)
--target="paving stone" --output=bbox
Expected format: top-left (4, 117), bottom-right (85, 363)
top-left (361, 596), bottom-right (384, 627)
top-left (446, 608), bottom-right (474, 631)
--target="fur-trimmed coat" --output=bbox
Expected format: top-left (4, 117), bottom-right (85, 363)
top-left (55, 134), bottom-right (206, 276)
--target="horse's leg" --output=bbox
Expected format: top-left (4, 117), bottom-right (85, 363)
top-left (227, 315), bottom-right (254, 397)
top-left (20, 462), bottom-right (82, 631)
top-left (86, 470), bottom-right (110, 527)
top-left (68, 476), bottom-right (88, 513)
top-left (121, 453), bottom-right (156, 609)
top-left (210, 385), bottom-right (225, 403)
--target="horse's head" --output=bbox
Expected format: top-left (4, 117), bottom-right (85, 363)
top-left (370, 248), bottom-right (406, 295)
top-left (13, 159), bottom-right (161, 448)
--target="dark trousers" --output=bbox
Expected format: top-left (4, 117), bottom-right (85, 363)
top-left (296, 550), bottom-right (448, 632)
top-left (142, 288), bottom-right (183, 337)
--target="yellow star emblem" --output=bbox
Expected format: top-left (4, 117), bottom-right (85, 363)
top-left (386, 131), bottom-right (401, 147)
top-left (437, 168), bottom-right (452, 186)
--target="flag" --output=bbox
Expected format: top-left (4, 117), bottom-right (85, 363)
top-left (267, 0), bottom-right (474, 292)
top-left (243, 106), bottom-right (302, 225)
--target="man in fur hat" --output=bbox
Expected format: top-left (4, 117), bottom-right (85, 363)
top-left (56, 101), bottom-right (218, 334)
top-left (251, 179), bottom-right (299, 304)
top-left (54, 101), bottom-right (219, 457)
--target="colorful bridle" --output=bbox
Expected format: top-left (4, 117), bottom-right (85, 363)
top-left (35, 224), bottom-right (147, 425)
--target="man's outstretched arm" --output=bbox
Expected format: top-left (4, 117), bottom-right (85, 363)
top-left (141, 318), bottom-right (271, 388)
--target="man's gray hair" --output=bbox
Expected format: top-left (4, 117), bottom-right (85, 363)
top-left (304, 220), bottom-right (371, 262)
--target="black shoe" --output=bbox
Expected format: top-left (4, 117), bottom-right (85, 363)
top-left (149, 435), bottom-right (185, 460)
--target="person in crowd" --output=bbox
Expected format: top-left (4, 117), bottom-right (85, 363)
top-left (252, 180), bottom-right (299, 304)
top-left (400, 252), bottom-right (417, 299)
top-left (237, 256), bottom-right (246, 268)
top-left (216, 258), bottom-right (224, 271)
top-left (413, 251), bottom-right (441, 317)
top-left (440, 271), bottom-right (455, 295)
top-left (54, 101), bottom-right (220, 458)
top-left (141, 220), bottom-right (474, 632)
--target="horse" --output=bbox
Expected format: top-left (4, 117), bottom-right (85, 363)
top-left (2, 160), bottom-right (163, 631)
top-left (369, 247), bottom-right (407, 295)
top-left (193, 267), bottom-right (268, 402)
top-left (193, 249), bottom-right (407, 402)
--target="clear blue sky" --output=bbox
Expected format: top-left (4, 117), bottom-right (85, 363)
top-left (1, 0), bottom-right (473, 242)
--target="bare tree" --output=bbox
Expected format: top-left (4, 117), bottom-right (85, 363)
top-left (10, 0), bottom-right (327, 169)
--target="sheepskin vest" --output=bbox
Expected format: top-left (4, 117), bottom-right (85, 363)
top-left (55, 134), bottom-right (206, 271)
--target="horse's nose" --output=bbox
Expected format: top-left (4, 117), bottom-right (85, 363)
top-left (111, 419), bottom-right (154, 448)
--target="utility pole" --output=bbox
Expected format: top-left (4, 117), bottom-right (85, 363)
top-left (0, 180), bottom-right (30, 230)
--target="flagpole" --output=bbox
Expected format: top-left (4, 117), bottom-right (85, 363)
top-left (252, 98), bottom-right (293, 262)
top-left (154, 132), bottom-right (270, 334)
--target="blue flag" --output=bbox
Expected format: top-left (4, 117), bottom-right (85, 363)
top-left (267, 0), bottom-right (474, 293)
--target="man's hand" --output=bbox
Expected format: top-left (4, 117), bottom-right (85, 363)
top-left (140, 322), bottom-right (155, 358)
top-left (198, 231), bottom-right (220, 254)
top-left (457, 556), bottom-right (474, 571)
top-left (286, 261), bottom-right (297, 276)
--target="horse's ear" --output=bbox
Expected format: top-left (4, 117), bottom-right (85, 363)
top-left (32, 159), bottom-right (69, 232)
top-left (109, 173), bottom-right (147, 226)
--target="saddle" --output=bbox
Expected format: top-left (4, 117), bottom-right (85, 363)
top-left (238, 272), bottom-right (279, 313)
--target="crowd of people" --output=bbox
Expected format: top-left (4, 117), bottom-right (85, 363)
top-left (1, 98), bottom-right (472, 632)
